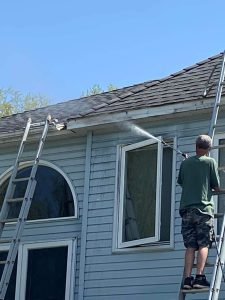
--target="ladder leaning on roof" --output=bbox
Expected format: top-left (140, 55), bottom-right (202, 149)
top-left (0, 115), bottom-right (52, 300)
top-left (179, 51), bottom-right (225, 300)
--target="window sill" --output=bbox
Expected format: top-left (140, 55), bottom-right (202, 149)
top-left (112, 241), bottom-right (174, 254)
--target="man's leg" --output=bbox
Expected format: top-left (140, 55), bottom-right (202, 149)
top-left (193, 213), bottom-right (212, 288)
top-left (184, 247), bottom-right (195, 278)
top-left (196, 246), bottom-right (208, 275)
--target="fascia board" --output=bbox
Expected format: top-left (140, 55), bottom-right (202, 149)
top-left (67, 97), bottom-right (219, 130)
top-left (0, 127), bottom-right (71, 145)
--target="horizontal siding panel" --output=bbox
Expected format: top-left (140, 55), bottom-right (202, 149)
top-left (89, 201), bottom-right (114, 210)
top-left (85, 266), bottom-right (183, 280)
top-left (85, 274), bottom-right (180, 288)
top-left (89, 192), bottom-right (115, 202)
top-left (86, 248), bottom-right (112, 257)
top-left (86, 259), bottom-right (184, 274)
top-left (88, 208), bottom-right (113, 217)
top-left (91, 147), bottom-right (116, 156)
top-left (84, 283), bottom-right (178, 296)
top-left (90, 161), bottom-right (116, 171)
top-left (90, 169), bottom-right (115, 179)
top-left (52, 159), bottom-right (85, 168)
top-left (42, 151), bottom-right (85, 160)
top-left (87, 223), bottom-right (113, 233)
top-left (2, 219), bottom-right (80, 237)
top-left (86, 239), bottom-right (112, 249)
top-left (89, 185), bottom-right (115, 194)
top-left (87, 215), bottom-right (113, 225)
top-left (89, 177), bottom-right (115, 187)
top-left (86, 232), bottom-right (112, 241)
top-left (85, 250), bottom-right (185, 264)
top-left (91, 154), bottom-right (116, 164)
top-left (84, 293), bottom-right (179, 300)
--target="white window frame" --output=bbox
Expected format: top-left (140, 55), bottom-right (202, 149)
top-left (0, 160), bottom-right (78, 220)
top-left (118, 138), bottom-right (163, 248)
top-left (14, 239), bottom-right (76, 300)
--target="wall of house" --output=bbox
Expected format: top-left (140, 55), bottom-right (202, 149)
top-left (80, 113), bottom-right (225, 300)
top-left (0, 131), bottom-right (86, 299)
top-left (1, 110), bottom-right (225, 300)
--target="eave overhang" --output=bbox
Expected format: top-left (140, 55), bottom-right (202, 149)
top-left (67, 96), bottom-right (222, 130)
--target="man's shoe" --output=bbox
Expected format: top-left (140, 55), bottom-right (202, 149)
top-left (183, 276), bottom-right (194, 289)
top-left (193, 275), bottom-right (210, 289)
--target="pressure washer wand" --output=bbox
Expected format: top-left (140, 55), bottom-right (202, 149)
top-left (161, 139), bottom-right (188, 159)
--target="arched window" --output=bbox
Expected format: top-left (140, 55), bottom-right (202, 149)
top-left (0, 162), bottom-right (76, 221)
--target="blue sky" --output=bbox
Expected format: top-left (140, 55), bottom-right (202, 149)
top-left (1, 1), bottom-right (225, 104)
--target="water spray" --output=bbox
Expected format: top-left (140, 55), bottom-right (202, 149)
top-left (122, 121), bottom-right (188, 158)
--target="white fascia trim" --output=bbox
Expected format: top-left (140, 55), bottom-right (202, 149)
top-left (0, 127), bottom-right (71, 145)
top-left (67, 97), bottom-right (217, 130)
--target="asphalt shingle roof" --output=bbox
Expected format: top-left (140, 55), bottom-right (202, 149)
top-left (0, 52), bottom-right (224, 133)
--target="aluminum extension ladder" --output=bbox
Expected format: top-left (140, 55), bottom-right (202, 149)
top-left (179, 51), bottom-right (225, 300)
top-left (0, 115), bottom-right (52, 299)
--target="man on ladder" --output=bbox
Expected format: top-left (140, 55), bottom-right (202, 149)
top-left (178, 134), bottom-right (222, 290)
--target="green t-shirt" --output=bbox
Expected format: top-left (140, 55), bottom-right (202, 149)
top-left (178, 155), bottom-right (220, 216)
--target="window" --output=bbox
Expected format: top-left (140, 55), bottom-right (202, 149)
top-left (0, 240), bottom-right (76, 300)
top-left (116, 137), bottom-right (175, 249)
top-left (0, 162), bottom-right (76, 221)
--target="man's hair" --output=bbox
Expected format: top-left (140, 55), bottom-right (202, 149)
top-left (196, 134), bottom-right (212, 149)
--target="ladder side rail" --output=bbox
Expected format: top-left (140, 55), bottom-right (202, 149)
top-left (203, 64), bottom-right (219, 97)
top-left (208, 212), bottom-right (225, 300)
top-left (0, 118), bottom-right (32, 236)
top-left (0, 180), bottom-right (36, 300)
top-left (0, 115), bottom-right (50, 299)
top-left (0, 114), bottom-right (49, 231)
top-left (208, 52), bottom-right (225, 139)
top-left (34, 115), bottom-right (51, 161)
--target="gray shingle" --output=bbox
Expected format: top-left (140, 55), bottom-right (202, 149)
top-left (0, 52), bottom-right (224, 133)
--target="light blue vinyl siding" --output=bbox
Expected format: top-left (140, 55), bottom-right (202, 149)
top-left (82, 118), bottom-right (225, 300)
top-left (0, 133), bottom-right (86, 299)
top-left (1, 115), bottom-right (225, 299)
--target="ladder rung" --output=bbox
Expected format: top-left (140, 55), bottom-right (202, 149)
top-left (0, 218), bottom-right (18, 223)
top-left (211, 144), bottom-right (225, 150)
top-left (0, 260), bottom-right (7, 265)
top-left (12, 177), bottom-right (30, 183)
top-left (0, 239), bottom-right (12, 244)
top-left (212, 190), bottom-right (225, 195)
top-left (181, 287), bottom-right (209, 294)
top-left (6, 197), bottom-right (24, 203)
top-left (30, 121), bottom-right (47, 127)
top-left (218, 166), bottom-right (225, 171)
top-left (193, 261), bottom-right (214, 267)
top-left (214, 213), bottom-right (224, 218)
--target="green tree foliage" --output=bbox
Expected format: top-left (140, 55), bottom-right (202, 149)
top-left (0, 88), bottom-right (49, 118)
top-left (82, 84), bottom-right (117, 96)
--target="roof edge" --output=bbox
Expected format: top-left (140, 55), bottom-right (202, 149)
top-left (67, 97), bottom-right (218, 130)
